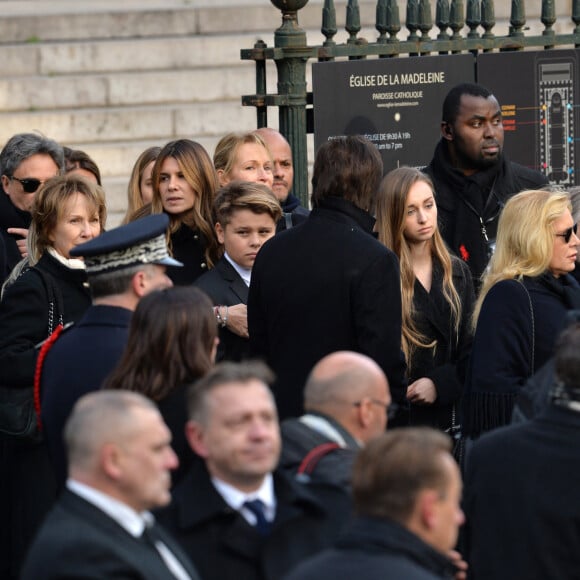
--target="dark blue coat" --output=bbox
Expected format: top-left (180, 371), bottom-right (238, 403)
top-left (284, 516), bottom-right (456, 580)
top-left (464, 403), bottom-right (580, 580)
top-left (277, 194), bottom-right (309, 233)
top-left (41, 304), bottom-right (132, 486)
top-left (194, 256), bottom-right (250, 361)
top-left (463, 273), bottom-right (580, 437)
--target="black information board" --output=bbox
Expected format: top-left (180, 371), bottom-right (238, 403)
top-left (312, 54), bottom-right (475, 172)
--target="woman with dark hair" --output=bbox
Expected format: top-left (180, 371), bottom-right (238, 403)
top-left (0, 173), bottom-right (106, 580)
top-left (103, 286), bottom-right (218, 483)
top-left (375, 167), bottom-right (474, 431)
top-left (149, 139), bottom-right (219, 285)
top-left (63, 147), bottom-right (102, 185)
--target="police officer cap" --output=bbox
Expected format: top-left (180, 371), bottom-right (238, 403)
top-left (70, 213), bottom-right (183, 276)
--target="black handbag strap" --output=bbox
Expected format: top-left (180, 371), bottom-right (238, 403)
top-left (30, 266), bottom-right (64, 335)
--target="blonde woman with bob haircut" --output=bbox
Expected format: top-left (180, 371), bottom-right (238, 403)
top-left (0, 173), bottom-right (105, 578)
top-left (213, 131), bottom-right (274, 190)
top-left (376, 166), bottom-right (474, 431)
top-left (463, 189), bottom-right (580, 438)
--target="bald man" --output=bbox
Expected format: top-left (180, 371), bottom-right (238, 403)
top-left (21, 391), bottom-right (200, 580)
top-left (254, 128), bottom-right (309, 231)
top-left (280, 351), bottom-right (391, 490)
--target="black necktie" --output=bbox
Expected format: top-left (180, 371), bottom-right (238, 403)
top-left (141, 524), bottom-right (192, 580)
top-left (243, 499), bottom-right (271, 535)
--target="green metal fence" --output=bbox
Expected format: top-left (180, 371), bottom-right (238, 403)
top-left (241, 0), bottom-right (580, 207)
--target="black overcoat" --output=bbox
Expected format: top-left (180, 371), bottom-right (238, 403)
top-left (408, 257), bottom-right (474, 431)
top-left (0, 251), bottom-right (91, 580)
top-left (463, 273), bottom-right (580, 437)
top-left (283, 516), bottom-right (457, 580)
top-left (248, 197), bottom-right (406, 419)
top-left (464, 403), bottom-right (580, 580)
top-left (21, 489), bottom-right (200, 580)
top-left (156, 461), bottom-right (351, 580)
top-left (424, 139), bottom-right (549, 285)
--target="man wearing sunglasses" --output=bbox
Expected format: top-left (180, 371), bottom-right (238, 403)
top-left (0, 133), bottom-right (64, 281)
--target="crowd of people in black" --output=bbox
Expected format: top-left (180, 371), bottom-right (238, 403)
top-left (1, 81), bottom-right (580, 580)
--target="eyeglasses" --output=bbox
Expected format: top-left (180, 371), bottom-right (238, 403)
top-left (353, 399), bottom-right (399, 420)
top-left (10, 176), bottom-right (46, 193)
top-left (555, 223), bottom-right (578, 244)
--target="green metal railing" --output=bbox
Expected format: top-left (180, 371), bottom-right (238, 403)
top-left (242, 0), bottom-right (580, 206)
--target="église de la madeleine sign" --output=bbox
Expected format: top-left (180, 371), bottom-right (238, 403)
top-left (313, 54), bottom-right (475, 173)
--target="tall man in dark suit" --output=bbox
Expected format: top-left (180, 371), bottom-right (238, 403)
top-left (21, 390), bottom-right (200, 580)
top-left (41, 214), bottom-right (180, 486)
top-left (424, 82), bottom-right (549, 286)
top-left (248, 135), bottom-right (406, 419)
top-left (157, 360), bottom-right (350, 580)
top-left (464, 322), bottom-right (580, 579)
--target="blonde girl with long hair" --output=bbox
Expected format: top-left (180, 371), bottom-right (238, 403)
top-left (376, 166), bottom-right (474, 431)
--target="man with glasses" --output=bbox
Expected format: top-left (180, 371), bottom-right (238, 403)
top-left (424, 83), bottom-right (548, 287)
top-left (0, 133), bottom-right (64, 281)
top-left (280, 351), bottom-right (391, 493)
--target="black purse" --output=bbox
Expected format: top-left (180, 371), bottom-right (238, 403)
top-left (0, 267), bottom-right (64, 442)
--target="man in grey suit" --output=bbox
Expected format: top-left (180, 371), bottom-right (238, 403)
top-left (21, 391), bottom-right (200, 580)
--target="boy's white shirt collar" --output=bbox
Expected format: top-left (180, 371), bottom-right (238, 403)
top-left (224, 252), bottom-right (251, 287)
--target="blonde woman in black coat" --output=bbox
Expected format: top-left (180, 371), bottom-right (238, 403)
top-left (0, 174), bottom-right (106, 580)
top-left (376, 167), bottom-right (474, 432)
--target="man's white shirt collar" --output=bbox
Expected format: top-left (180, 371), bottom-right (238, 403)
top-left (67, 478), bottom-right (153, 537)
top-left (211, 473), bottom-right (276, 523)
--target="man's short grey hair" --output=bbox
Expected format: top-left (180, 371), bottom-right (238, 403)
top-left (0, 133), bottom-right (65, 177)
top-left (88, 264), bottom-right (148, 300)
top-left (64, 391), bottom-right (157, 471)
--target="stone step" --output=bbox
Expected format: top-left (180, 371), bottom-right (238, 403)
top-left (75, 136), bottom-right (223, 178)
top-left (0, 34), bottom-right (271, 78)
top-left (0, 64), bottom-right (277, 112)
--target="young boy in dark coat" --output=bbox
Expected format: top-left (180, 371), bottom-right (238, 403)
top-left (195, 181), bottom-right (281, 361)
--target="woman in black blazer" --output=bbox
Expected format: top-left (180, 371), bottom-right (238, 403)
top-left (376, 167), bottom-right (474, 432)
top-left (0, 174), bottom-right (106, 580)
